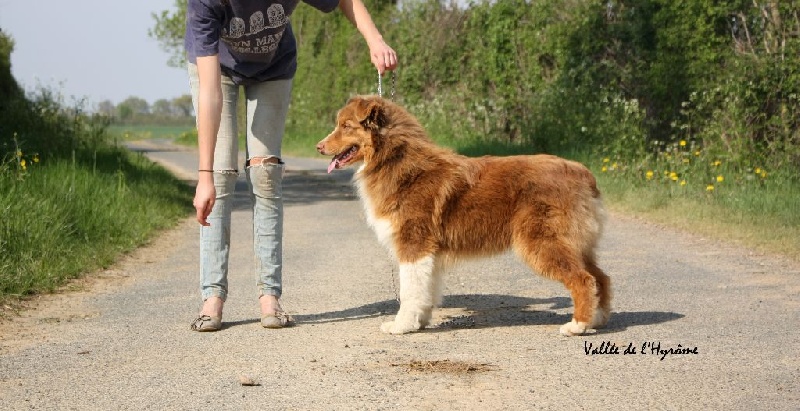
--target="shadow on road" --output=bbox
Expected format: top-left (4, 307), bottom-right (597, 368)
top-left (291, 294), bottom-right (684, 334)
top-left (220, 168), bottom-right (357, 210)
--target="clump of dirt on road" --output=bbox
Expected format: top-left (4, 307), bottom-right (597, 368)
top-left (392, 359), bottom-right (497, 374)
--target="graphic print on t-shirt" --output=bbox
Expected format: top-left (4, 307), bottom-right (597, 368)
top-left (221, 4), bottom-right (288, 55)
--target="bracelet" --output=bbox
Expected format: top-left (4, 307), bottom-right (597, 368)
top-left (198, 169), bottom-right (214, 173)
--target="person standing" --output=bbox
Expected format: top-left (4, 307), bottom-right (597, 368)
top-left (186, 0), bottom-right (397, 331)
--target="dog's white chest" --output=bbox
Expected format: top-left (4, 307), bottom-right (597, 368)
top-left (355, 177), bottom-right (395, 252)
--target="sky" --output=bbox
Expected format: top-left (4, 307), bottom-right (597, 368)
top-left (0, 0), bottom-right (188, 107)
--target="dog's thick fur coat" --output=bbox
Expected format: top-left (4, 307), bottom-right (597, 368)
top-left (316, 96), bottom-right (612, 336)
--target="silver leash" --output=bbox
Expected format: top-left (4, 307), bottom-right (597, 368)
top-left (377, 69), bottom-right (396, 100)
top-left (376, 69), bottom-right (400, 303)
top-left (390, 266), bottom-right (400, 303)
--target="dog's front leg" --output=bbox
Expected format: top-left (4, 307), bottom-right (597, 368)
top-left (381, 256), bottom-right (436, 334)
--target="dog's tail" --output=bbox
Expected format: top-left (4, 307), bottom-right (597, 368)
top-left (574, 168), bottom-right (606, 260)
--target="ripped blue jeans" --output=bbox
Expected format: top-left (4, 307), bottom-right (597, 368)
top-left (188, 63), bottom-right (293, 302)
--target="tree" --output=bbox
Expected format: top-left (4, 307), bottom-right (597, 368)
top-left (172, 94), bottom-right (194, 117)
top-left (0, 29), bottom-right (22, 102)
top-left (116, 96), bottom-right (150, 121)
top-left (149, 0), bottom-right (187, 68)
top-left (96, 99), bottom-right (116, 117)
top-left (151, 98), bottom-right (174, 117)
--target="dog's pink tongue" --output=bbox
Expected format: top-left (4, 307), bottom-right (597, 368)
top-left (327, 159), bottom-right (338, 174)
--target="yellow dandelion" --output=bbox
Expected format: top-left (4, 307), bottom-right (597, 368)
top-left (694, 151), bottom-right (701, 156)
top-left (20, 159), bottom-right (27, 169)
top-left (712, 160), bottom-right (721, 167)
top-left (670, 172), bottom-right (678, 181)
top-left (601, 166), bottom-right (608, 172)
top-left (682, 158), bottom-right (690, 164)
top-left (706, 185), bottom-right (715, 191)
top-left (754, 167), bottom-right (761, 174)
top-left (645, 170), bottom-right (654, 180)
top-left (603, 158), bottom-right (610, 163)
top-left (716, 175), bottom-right (724, 183)
top-left (33, 154), bottom-right (40, 163)
top-left (679, 140), bottom-right (686, 147)
top-left (760, 171), bottom-right (767, 178)
top-left (680, 180), bottom-right (687, 186)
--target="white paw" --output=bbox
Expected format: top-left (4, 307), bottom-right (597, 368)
top-left (559, 319), bottom-right (595, 336)
top-left (380, 320), bottom-right (418, 335)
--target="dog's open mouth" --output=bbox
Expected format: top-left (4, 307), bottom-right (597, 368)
top-left (327, 145), bottom-right (358, 173)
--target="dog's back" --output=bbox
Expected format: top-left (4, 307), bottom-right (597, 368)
top-left (429, 154), bottom-right (605, 260)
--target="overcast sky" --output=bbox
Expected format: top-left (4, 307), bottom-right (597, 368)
top-left (0, 0), bottom-right (188, 107)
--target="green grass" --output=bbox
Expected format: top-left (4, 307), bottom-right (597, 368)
top-left (565, 136), bottom-right (800, 261)
top-left (0, 145), bottom-right (193, 304)
top-left (592, 170), bottom-right (800, 260)
top-left (107, 124), bottom-right (195, 142)
top-left (283, 122), bottom-right (330, 157)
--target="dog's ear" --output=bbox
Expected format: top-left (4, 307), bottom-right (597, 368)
top-left (355, 98), bottom-right (386, 131)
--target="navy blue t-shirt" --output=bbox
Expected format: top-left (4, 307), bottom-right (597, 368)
top-left (185, 0), bottom-right (339, 84)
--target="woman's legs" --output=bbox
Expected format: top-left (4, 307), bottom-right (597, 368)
top-left (243, 78), bottom-right (293, 315)
top-left (188, 63), bottom-right (240, 317)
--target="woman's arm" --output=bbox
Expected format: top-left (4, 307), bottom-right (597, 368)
top-left (337, 0), bottom-right (397, 74)
top-left (193, 54), bottom-right (223, 226)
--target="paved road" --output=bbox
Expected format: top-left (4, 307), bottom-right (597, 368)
top-left (1, 141), bottom-right (798, 410)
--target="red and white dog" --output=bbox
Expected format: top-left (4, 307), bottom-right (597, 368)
top-left (316, 96), bottom-right (611, 336)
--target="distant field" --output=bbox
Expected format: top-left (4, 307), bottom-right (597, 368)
top-left (107, 124), bottom-right (194, 142)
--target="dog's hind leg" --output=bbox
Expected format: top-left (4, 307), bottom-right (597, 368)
top-left (516, 240), bottom-right (600, 336)
top-left (584, 254), bottom-right (612, 328)
top-left (381, 255), bottom-right (437, 334)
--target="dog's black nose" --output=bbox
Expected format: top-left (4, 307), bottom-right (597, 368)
top-left (316, 141), bottom-right (325, 154)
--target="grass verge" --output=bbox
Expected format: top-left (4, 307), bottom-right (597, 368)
top-left (0, 145), bottom-right (193, 307)
top-left (107, 124), bottom-right (195, 142)
top-left (593, 173), bottom-right (800, 260)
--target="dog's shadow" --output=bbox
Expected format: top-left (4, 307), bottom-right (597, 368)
top-left (292, 294), bottom-right (684, 334)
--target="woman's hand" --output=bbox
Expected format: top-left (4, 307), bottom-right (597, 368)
top-left (368, 38), bottom-right (397, 75)
top-left (194, 175), bottom-right (216, 226)
top-left (338, 0), bottom-right (398, 75)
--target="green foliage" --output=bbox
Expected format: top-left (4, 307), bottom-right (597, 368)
top-left (0, 29), bottom-right (22, 102)
top-left (290, 1), bottom-right (395, 125)
top-left (149, 0), bottom-right (800, 174)
top-left (149, 0), bottom-right (188, 68)
top-left (0, 44), bottom-right (193, 301)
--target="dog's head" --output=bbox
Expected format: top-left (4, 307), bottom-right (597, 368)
top-left (316, 95), bottom-right (388, 173)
